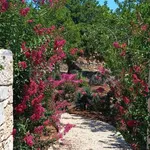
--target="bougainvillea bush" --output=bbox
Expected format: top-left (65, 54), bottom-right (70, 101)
top-left (0, 0), bottom-right (77, 149)
top-left (99, 6), bottom-right (150, 149)
top-left (1, 0), bottom-right (150, 149)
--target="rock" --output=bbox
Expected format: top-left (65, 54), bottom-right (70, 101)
top-left (0, 49), bottom-right (13, 85)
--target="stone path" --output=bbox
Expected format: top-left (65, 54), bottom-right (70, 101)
top-left (49, 113), bottom-right (131, 150)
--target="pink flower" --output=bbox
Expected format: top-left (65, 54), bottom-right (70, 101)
top-left (0, 0), bottom-right (8, 12)
top-left (21, 42), bottom-right (27, 51)
top-left (20, 7), bottom-right (30, 17)
top-left (52, 80), bottom-right (64, 88)
top-left (119, 119), bottom-right (126, 131)
top-left (61, 73), bottom-right (76, 80)
top-left (57, 133), bottom-right (63, 139)
top-left (92, 93), bottom-right (97, 97)
top-left (115, 104), bottom-right (125, 115)
top-left (31, 50), bottom-right (43, 65)
top-left (144, 85), bottom-right (149, 93)
top-left (121, 43), bottom-right (127, 48)
top-left (22, 0), bottom-right (25, 3)
top-left (126, 120), bottom-right (137, 127)
top-left (133, 65), bottom-right (141, 73)
top-left (131, 143), bottom-right (138, 150)
top-left (43, 119), bottom-right (50, 126)
top-left (24, 134), bottom-right (34, 147)
top-left (30, 104), bottom-right (45, 121)
top-left (28, 79), bottom-right (38, 96)
top-left (132, 74), bottom-right (141, 84)
top-left (81, 91), bottom-right (86, 95)
top-left (56, 48), bottom-right (66, 59)
top-left (31, 93), bottom-right (44, 106)
top-left (15, 103), bottom-right (27, 114)
top-left (140, 80), bottom-right (149, 93)
top-left (96, 87), bottom-right (105, 93)
top-left (54, 39), bottom-right (66, 49)
top-left (27, 19), bottom-right (33, 23)
top-left (141, 24), bottom-right (148, 31)
top-left (123, 96), bottom-right (130, 104)
top-left (24, 51), bottom-right (31, 58)
top-left (39, 80), bottom-right (46, 92)
top-left (12, 129), bottom-right (17, 137)
top-left (72, 80), bottom-right (82, 84)
top-left (119, 106), bottom-right (125, 114)
top-left (113, 42), bottom-right (120, 48)
top-left (98, 66), bottom-right (106, 75)
top-left (70, 48), bottom-right (78, 55)
top-left (120, 50), bottom-right (126, 57)
top-left (23, 96), bottom-right (30, 102)
top-left (64, 123), bottom-right (75, 134)
top-left (55, 100), bottom-right (70, 110)
top-left (79, 49), bottom-right (84, 55)
top-left (34, 126), bottom-right (44, 134)
top-left (18, 61), bottom-right (27, 69)
top-left (120, 119), bottom-right (125, 126)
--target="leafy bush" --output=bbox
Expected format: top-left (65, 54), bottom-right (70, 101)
top-left (101, 5), bottom-right (150, 147)
top-left (0, 1), bottom-right (77, 149)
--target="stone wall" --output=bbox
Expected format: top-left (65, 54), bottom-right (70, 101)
top-left (0, 49), bottom-right (13, 150)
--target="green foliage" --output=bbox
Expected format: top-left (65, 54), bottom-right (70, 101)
top-left (1, 0), bottom-right (150, 149)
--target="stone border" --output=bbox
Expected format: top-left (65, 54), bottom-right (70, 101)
top-left (0, 49), bottom-right (13, 150)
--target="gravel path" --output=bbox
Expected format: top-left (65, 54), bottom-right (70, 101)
top-left (49, 113), bottom-right (131, 150)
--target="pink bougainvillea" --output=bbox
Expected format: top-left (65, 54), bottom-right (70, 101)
top-left (18, 61), bottom-right (27, 69)
top-left (24, 134), bottom-right (34, 147)
top-left (0, 0), bottom-right (8, 12)
top-left (20, 7), bottom-right (30, 17)
top-left (113, 41), bottom-right (120, 48)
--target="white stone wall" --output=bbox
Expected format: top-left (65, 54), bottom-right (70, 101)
top-left (0, 49), bottom-right (13, 150)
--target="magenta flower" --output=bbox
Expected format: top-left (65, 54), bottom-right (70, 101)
top-left (120, 50), bottom-right (126, 57)
top-left (133, 65), bottom-right (141, 73)
top-left (27, 79), bottom-right (38, 96)
top-left (20, 7), bottom-right (30, 17)
top-left (113, 41), bottom-right (120, 48)
top-left (21, 0), bottom-right (25, 3)
top-left (96, 87), bottom-right (105, 93)
top-left (132, 74), bottom-right (141, 84)
top-left (34, 126), bottom-right (44, 134)
top-left (70, 48), bottom-right (78, 55)
top-left (141, 24), bottom-right (148, 31)
top-left (12, 128), bottom-right (17, 137)
top-left (24, 134), bottom-right (34, 147)
top-left (27, 19), bottom-right (33, 23)
top-left (18, 61), bottom-right (27, 69)
top-left (54, 39), bottom-right (66, 49)
top-left (98, 66), bottom-right (106, 75)
top-left (0, 0), bottom-right (8, 12)
top-left (15, 103), bottom-right (27, 114)
top-left (30, 104), bottom-right (45, 121)
top-left (126, 120), bottom-right (137, 127)
top-left (123, 96), bottom-right (130, 104)
top-left (61, 73), bottom-right (77, 80)
top-left (64, 123), bottom-right (75, 135)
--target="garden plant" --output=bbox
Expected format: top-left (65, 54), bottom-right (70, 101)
top-left (0, 0), bottom-right (150, 150)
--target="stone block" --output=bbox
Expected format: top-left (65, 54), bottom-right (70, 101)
top-left (2, 135), bottom-right (13, 150)
top-left (0, 102), bottom-right (5, 126)
top-left (0, 142), bottom-right (2, 150)
top-left (0, 123), bottom-right (5, 142)
top-left (0, 86), bottom-right (13, 102)
top-left (0, 49), bottom-right (13, 85)
top-left (0, 103), bottom-right (13, 142)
